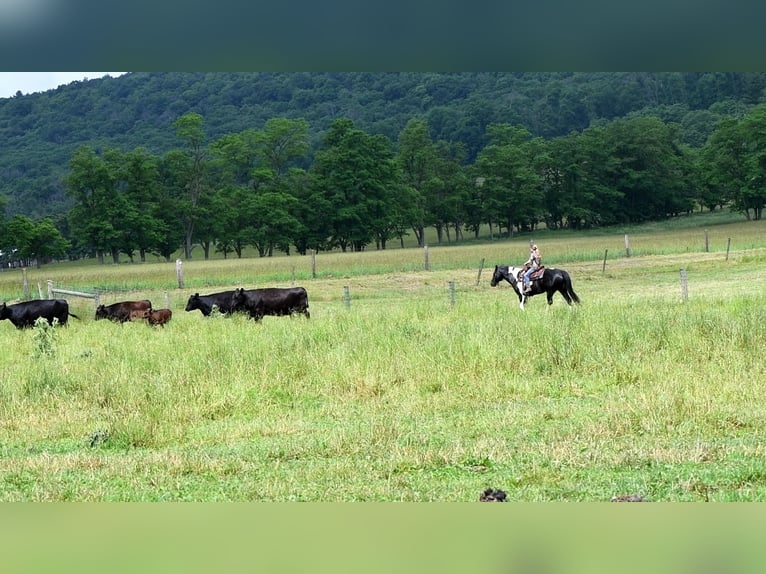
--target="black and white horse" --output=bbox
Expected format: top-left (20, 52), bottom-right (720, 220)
top-left (490, 265), bottom-right (581, 310)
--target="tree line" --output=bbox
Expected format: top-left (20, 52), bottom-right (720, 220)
top-left (2, 104), bottom-right (765, 267)
top-left (3, 72), bottom-right (766, 220)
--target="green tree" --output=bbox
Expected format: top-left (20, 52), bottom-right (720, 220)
top-left (214, 184), bottom-right (251, 258)
top-left (287, 169), bottom-right (331, 254)
top-left (64, 145), bottom-right (126, 263)
top-left (430, 140), bottom-right (470, 244)
top-left (207, 130), bottom-right (261, 259)
top-left (211, 131), bottom-right (260, 182)
top-left (702, 105), bottom-right (766, 220)
top-left (173, 112), bottom-right (209, 259)
top-left (113, 147), bottom-right (164, 262)
top-left (210, 121), bottom-right (311, 257)
top-left (153, 150), bottom-right (189, 261)
top-left (544, 133), bottom-right (610, 230)
top-left (571, 126), bottom-right (625, 226)
top-left (1, 215), bottom-right (34, 266)
top-left (251, 118), bottom-right (311, 255)
top-left (0, 215), bottom-right (69, 268)
top-left (242, 191), bottom-right (303, 257)
top-left (312, 118), bottom-right (401, 252)
top-left (473, 124), bottom-right (545, 236)
top-left (256, 117), bottom-right (310, 177)
top-left (601, 117), bottom-right (694, 222)
top-left (738, 105), bottom-right (766, 220)
top-left (396, 118), bottom-right (438, 246)
top-left (28, 218), bottom-right (70, 266)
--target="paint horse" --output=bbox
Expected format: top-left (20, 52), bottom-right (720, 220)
top-left (490, 265), bottom-right (581, 310)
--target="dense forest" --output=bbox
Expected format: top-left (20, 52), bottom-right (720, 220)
top-left (1, 72), bottom-right (765, 265)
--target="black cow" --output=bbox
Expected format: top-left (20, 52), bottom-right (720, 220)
top-left (0, 299), bottom-right (79, 329)
top-left (95, 300), bottom-right (152, 323)
top-left (230, 287), bottom-right (310, 321)
top-left (185, 291), bottom-right (238, 316)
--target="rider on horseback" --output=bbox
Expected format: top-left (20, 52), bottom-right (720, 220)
top-left (522, 241), bottom-right (541, 294)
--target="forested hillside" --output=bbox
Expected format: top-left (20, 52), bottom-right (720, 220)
top-left (2, 72), bottom-right (765, 218)
top-left (1, 72), bottom-right (766, 266)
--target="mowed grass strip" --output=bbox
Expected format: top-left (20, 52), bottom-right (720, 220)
top-left (0, 213), bottom-right (765, 500)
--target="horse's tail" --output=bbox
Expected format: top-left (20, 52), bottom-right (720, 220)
top-left (563, 271), bottom-right (581, 304)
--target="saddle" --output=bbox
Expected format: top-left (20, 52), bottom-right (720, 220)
top-left (517, 265), bottom-right (545, 283)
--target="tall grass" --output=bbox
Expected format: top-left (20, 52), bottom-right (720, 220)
top-left (1, 212), bottom-right (765, 500)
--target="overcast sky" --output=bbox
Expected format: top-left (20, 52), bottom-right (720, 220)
top-left (0, 72), bottom-right (127, 99)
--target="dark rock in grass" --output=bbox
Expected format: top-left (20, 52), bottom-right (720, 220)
top-left (480, 488), bottom-right (507, 502)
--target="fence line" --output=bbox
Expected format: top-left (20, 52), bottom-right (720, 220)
top-left (22, 235), bottom-right (736, 311)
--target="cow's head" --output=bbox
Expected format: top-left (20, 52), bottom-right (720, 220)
top-left (230, 288), bottom-right (247, 308)
top-left (94, 304), bottom-right (107, 320)
top-left (185, 293), bottom-right (200, 311)
top-left (0, 302), bottom-right (8, 320)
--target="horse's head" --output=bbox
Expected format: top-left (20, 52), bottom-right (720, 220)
top-left (491, 265), bottom-right (520, 287)
top-left (490, 265), bottom-right (504, 287)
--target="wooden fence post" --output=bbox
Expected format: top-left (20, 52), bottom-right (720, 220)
top-left (624, 234), bottom-right (631, 257)
top-left (343, 285), bottom-right (351, 309)
top-left (424, 245), bottom-right (430, 271)
top-left (725, 238), bottom-right (731, 261)
top-left (602, 249), bottom-right (608, 273)
top-left (680, 268), bottom-right (688, 302)
top-left (311, 250), bottom-right (317, 279)
top-left (704, 230), bottom-right (709, 253)
top-left (176, 259), bottom-right (184, 289)
top-left (476, 258), bottom-right (485, 285)
top-left (448, 281), bottom-right (456, 307)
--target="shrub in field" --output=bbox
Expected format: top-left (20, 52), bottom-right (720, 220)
top-left (32, 316), bottom-right (57, 358)
top-left (21, 317), bottom-right (61, 397)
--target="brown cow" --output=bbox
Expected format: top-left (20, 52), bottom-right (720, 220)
top-left (95, 300), bottom-right (152, 323)
top-left (145, 308), bottom-right (172, 327)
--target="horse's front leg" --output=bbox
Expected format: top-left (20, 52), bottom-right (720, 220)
top-left (547, 293), bottom-right (554, 305)
top-left (511, 285), bottom-right (522, 303)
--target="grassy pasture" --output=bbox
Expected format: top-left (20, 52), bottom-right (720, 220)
top-left (0, 212), bottom-right (765, 501)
